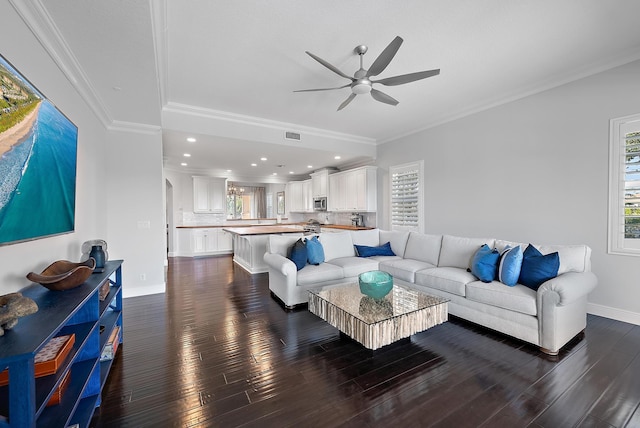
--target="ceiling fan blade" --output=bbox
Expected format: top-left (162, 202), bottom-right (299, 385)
top-left (366, 36), bottom-right (403, 78)
top-left (294, 83), bottom-right (351, 93)
top-left (373, 69), bottom-right (440, 86)
top-left (337, 93), bottom-right (357, 111)
top-left (305, 51), bottom-right (354, 81)
top-left (370, 88), bottom-right (399, 106)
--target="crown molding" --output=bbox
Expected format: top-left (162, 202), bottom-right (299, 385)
top-left (109, 121), bottom-right (162, 135)
top-left (163, 102), bottom-right (377, 146)
top-left (9, 0), bottom-right (114, 129)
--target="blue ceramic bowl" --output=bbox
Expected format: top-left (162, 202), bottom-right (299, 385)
top-left (358, 270), bottom-right (393, 300)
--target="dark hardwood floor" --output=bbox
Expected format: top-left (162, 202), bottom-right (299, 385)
top-left (90, 255), bottom-right (640, 427)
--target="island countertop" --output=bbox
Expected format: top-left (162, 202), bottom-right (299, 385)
top-left (222, 225), bottom-right (304, 235)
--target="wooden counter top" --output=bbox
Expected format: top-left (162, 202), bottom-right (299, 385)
top-left (321, 224), bottom-right (374, 231)
top-left (222, 226), bottom-right (304, 235)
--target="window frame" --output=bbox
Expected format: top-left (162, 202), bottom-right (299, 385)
top-left (389, 160), bottom-right (424, 233)
top-left (608, 113), bottom-right (640, 256)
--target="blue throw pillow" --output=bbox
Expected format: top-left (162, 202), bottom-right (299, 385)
top-left (518, 244), bottom-right (560, 290)
top-left (286, 239), bottom-right (307, 271)
top-left (498, 245), bottom-right (523, 286)
top-left (354, 242), bottom-right (396, 258)
top-left (306, 236), bottom-right (325, 265)
top-left (471, 244), bottom-right (500, 283)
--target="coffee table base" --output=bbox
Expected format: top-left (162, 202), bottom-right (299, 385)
top-left (309, 291), bottom-right (448, 350)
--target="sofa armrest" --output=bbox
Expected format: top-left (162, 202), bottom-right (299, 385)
top-left (264, 252), bottom-right (296, 277)
top-left (537, 271), bottom-right (597, 306)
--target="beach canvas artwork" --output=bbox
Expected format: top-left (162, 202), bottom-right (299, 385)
top-left (0, 54), bottom-right (78, 246)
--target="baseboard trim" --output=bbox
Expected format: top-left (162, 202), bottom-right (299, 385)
top-left (123, 282), bottom-right (166, 298)
top-left (588, 303), bottom-right (640, 326)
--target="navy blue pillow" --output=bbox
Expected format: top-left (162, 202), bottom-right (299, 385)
top-left (354, 242), bottom-right (396, 258)
top-left (518, 244), bottom-right (560, 290)
top-left (306, 236), bottom-right (325, 265)
top-left (287, 239), bottom-right (307, 271)
top-left (471, 244), bottom-right (500, 282)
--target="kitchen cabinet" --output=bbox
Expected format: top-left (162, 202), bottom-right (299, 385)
top-left (0, 261), bottom-right (123, 428)
top-left (176, 228), bottom-right (234, 256)
top-left (286, 179), bottom-right (312, 212)
top-left (193, 176), bottom-right (226, 213)
top-left (327, 166), bottom-right (377, 212)
top-left (311, 169), bottom-right (330, 198)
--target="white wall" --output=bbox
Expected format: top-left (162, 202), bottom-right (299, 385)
top-left (106, 129), bottom-right (166, 297)
top-left (376, 59), bottom-right (640, 324)
top-left (0, 4), bottom-right (166, 299)
top-left (0, 3), bottom-right (106, 293)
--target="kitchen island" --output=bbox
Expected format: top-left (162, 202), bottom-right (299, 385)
top-left (223, 225), bottom-right (303, 274)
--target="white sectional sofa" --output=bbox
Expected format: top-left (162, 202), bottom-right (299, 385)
top-left (263, 229), bottom-right (598, 355)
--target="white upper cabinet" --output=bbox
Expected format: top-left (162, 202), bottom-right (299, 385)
top-left (311, 169), bottom-right (330, 198)
top-left (327, 166), bottom-right (377, 212)
top-left (286, 179), bottom-right (312, 212)
top-left (193, 176), bottom-right (226, 213)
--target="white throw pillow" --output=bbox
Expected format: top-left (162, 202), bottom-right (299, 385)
top-left (351, 229), bottom-right (380, 247)
top-left (438, 235), bottom-right (495, 269)
top-left (320, 231), bottom-right (355, 261)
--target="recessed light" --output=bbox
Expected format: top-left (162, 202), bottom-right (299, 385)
top-left (183, 153), bottom-right (191, 157)
top-left (227, 169), bottom-right (232, 172)
top-left (334, 155), bottom-right (341, 160)
top-left (272, 172), bottom-right (278, 175)
top-left (181, 162), bottom-right (187, 166)
top-left (186, 137), bottom-right (196, 142)
top-left (307, 165), bottom-right (313, 169)
top-left (261, 157), bottom-right (267, 161)
top-left (251, 163), bottom-right (257, 167)
top-left (289, 171), bottom-right (294, 174)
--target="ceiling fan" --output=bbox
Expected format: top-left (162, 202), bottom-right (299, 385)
top-left (295, 36), bottom-right (440, 111)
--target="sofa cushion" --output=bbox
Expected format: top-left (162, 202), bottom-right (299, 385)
top-left (351, 229), bottom-right (380, 247)
top-left (297, 263), bottom-right (344, 286)
top-left (379, 230), bottom-right (410, 258)
top-left (404, 233), bottom-right (442, 265)
top-left (287, 238), bottom-right (307, 270)
top-left (414, 266), bottom-right (476, 297)
top-left (535, 244), bottom-right (591, 274)
top-left (379, 258), bottom-right (436, 283)
top-left (327, 257), bottom-right (379, 278)
top-left (519, 244), bottom-right (560, 290)
top-left (355, 242), bottom-right (395, 257)
top-left (269, 234), bottom-right (303, 257)
top-left (439, 235), bottom-right (494, 269)
top-left (498, 246), bottom-right (523, 286)
top-left (470, 244), bottom-right (500, 283)
top-left (306, 236), bottom-right (325, 265)
top-left (320, 231), bottom-right (355, 261)
top-left (466, 281), bottom-right (537, 316)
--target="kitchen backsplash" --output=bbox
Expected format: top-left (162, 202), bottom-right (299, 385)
top-left (182, 212), bottom-right (226, 226)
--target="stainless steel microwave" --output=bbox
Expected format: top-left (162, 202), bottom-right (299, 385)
top-left (313, 197), bottom-right (327, 211)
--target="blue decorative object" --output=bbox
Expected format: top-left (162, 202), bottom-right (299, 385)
top-left (518, 244), bottom-right (560, 290)
top-left (89, 245), bottom-right (106, 271)
top-left (354, 242), bottom-right (396, 257)
top-left (287, 239), bottom-right (307, 271)
top-left (358, 270), bottom-right (394, 299)
top-left (498, 245), bottom-right (523, 286)
top-left (471, 244), bottom-right (500, 283)
top-left (306, 236), bottom-right (325, 265)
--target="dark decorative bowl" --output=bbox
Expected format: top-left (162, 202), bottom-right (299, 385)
top-left (358, 270), bottom-right (393, 300)
top-left (27, 258), bottom-right (96, 291)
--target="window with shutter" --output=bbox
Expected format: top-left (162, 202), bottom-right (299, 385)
top-left (390, 161), bottom-right (424, 232)
top-left (609, 113), bottom-right (640, 255)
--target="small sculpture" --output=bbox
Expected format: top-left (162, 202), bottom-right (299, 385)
top-left (0, 293), bottom-right (38, 335)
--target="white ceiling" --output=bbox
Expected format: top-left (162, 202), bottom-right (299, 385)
top-left (26, 0), bottom-right (640, 182)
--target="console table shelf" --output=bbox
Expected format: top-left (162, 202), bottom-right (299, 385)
top-left (0, 260), bottom-right (123, 428)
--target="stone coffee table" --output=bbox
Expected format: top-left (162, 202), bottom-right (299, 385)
top-left (308, 281), bottom-right (448, 350)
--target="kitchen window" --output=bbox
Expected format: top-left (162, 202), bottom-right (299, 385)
top-left (390, 161), bottom-right (424, 233)
top-left (608, 113), bottom-right (640, 256)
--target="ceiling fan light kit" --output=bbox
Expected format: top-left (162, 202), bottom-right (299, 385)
top-left (295, 36), bottom-right (440, 111)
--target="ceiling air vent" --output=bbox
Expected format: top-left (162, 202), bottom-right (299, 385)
top-left (285, 131), bottom-right (301, 141)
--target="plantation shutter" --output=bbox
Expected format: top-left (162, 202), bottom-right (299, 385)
top-left (390, 162), bottom-right (423, 232)
top-left (609, 114), bottom-right (640, 255)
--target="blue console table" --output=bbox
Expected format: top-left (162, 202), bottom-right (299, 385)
top-left (0, 260), bottom-right (123, 428)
